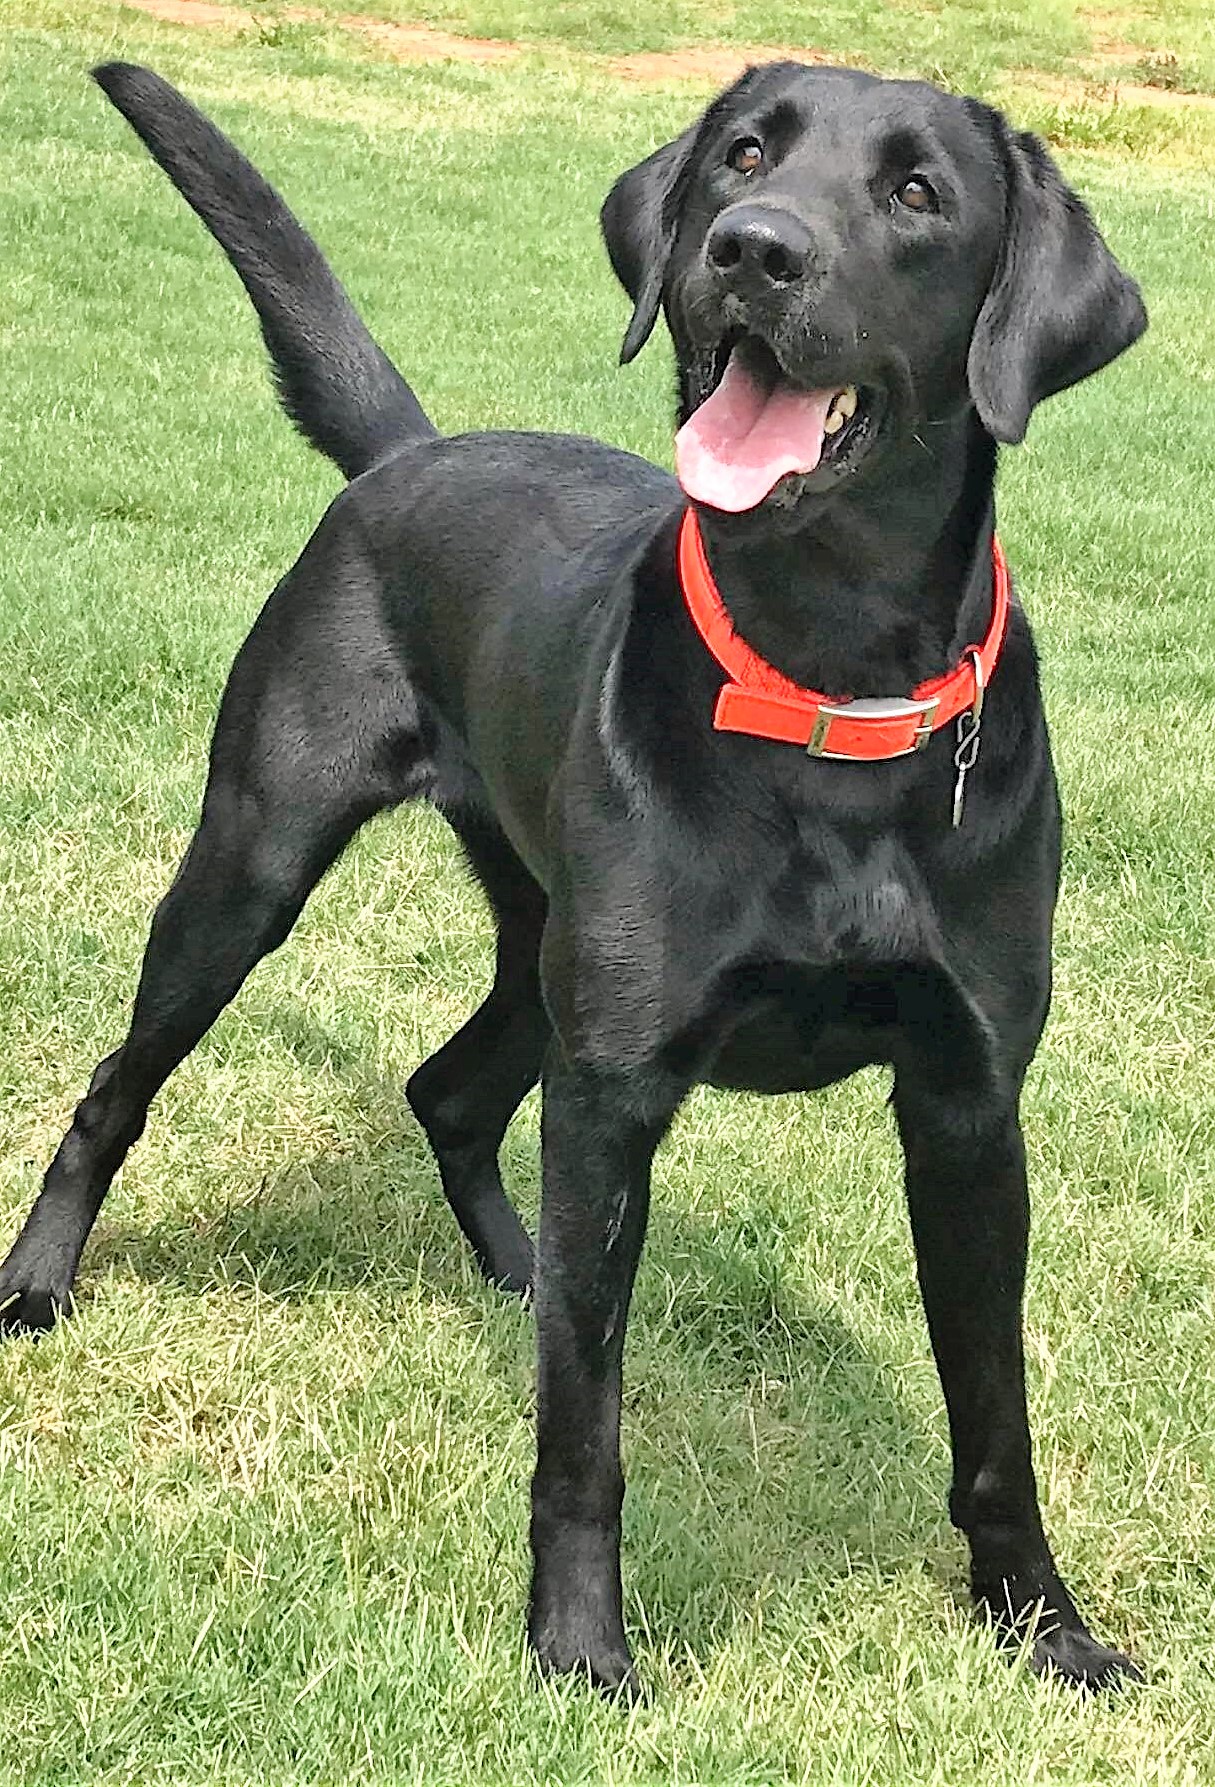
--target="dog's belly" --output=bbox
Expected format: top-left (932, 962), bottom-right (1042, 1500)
top-left (696, 953), bottom-right (985, 1096)
top-left (698, 963), bottom-right (908, 1094)
top-left (706, 1011), bottom-right (891, 1093)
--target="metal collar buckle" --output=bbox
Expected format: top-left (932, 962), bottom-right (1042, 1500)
top-left (807, 694), bottom-right (942, 760)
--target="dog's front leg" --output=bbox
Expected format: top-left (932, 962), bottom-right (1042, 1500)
top-left (892, 1074), bottom-right (1140, 1687)
top-left (527, 1053), bottom-right (682, 1696)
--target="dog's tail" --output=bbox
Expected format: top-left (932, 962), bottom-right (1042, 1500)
top-left (93, 62), bottom-right (436, 479)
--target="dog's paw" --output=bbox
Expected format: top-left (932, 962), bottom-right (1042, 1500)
top-left (976, 1587), bottom-right (1143, 1693)
top-left (0, 1252), bottom-right (73, 1337)
top-left (480, 1238), bottom-right (534, 1300)
top-left (472, 1219), bottom-right (534, 1300)
top-left (491, 1266), bottom-right (534, 1301)
top-left (0, 1277), bottom-right (69, 1337)
top-left (528, 1609), bottom-right (639, 1700)
top-left (1028, 1626), bottom-right (1144, 1692)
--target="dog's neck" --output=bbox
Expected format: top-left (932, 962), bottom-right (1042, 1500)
top-left (694, 414), bottom-right (998, 700)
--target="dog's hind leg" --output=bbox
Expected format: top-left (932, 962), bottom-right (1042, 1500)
top-left (0, 517), bottom-right (428, 1335)
top-left (406, 816), bottom-right (547, 1296)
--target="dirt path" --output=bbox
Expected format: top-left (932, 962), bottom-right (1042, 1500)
top-left (122, 0), bottom-right (1210, 109)
top-left (122, 0), bottom-right (830, 85)
top-left (1020, 65), bottom-right (1215, 112)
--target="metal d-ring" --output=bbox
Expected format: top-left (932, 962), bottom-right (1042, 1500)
top-left (951, 649), bottom-right (985, 829)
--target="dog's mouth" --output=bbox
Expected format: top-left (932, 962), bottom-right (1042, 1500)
top-left (676, 335), bottom-right (883, 514)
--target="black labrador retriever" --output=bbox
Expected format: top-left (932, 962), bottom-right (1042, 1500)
top-left (2, 60), bottom-right (1146, 1695)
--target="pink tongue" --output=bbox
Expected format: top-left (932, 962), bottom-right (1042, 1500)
top-left (676, 350), bottom-right (836, 513)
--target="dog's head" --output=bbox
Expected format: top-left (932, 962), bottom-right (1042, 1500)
top-left (601, 64), bottom-right (1146, 516)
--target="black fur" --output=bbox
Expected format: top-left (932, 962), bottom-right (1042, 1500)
top-left (2, 60), bottom-right (1147, 1698)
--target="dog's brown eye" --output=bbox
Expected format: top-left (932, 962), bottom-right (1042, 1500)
top-left (894, 177), bottom-right (937, 214)
top-left (727, 138), bottom-right (765, 176)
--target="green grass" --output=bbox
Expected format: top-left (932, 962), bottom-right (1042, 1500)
top-left (245, 0), bottom-right (1085, 88)
top-left (189, 0), bottom-right (1215, 95)
top-left (173, 0), bottom-right (1215, 102)
top-left (2, 3), bottom-right (1215, 1782)
top-left (1079, 0), bottom-right (1215, 92)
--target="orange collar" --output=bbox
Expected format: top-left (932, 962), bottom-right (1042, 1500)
top-left (676, 507), bottom-right (1010, 760)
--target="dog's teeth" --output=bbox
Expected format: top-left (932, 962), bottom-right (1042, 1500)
top-left (823, 385), bottom-right (858, 437)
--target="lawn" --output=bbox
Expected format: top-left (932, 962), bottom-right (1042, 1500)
top-left (1, 2), bottom-right (1214, 1782)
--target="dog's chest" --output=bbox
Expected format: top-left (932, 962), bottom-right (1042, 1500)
top-left (776, 837), bottom-right (928, 960)
top-left (714, 824), bottom-right (938, 968)
top-left (563, 821), bottom-right (963, 1089)
top-left (698, 844), bottom-right (941, 1092)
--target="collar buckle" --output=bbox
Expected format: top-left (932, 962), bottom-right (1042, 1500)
top-left (807, 694), bottom-right (942, 761)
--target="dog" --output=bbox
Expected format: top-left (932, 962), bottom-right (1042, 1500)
top-left (1, 59), bottom-right (1146, 1696)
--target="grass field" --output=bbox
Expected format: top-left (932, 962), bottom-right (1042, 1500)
top-left (2, 1), bottom-right (1215, 1781)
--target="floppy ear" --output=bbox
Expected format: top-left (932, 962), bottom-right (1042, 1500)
top-left (600, 67), bottom-right (780, 364)
top-left (599, 122), bottom-right (705, 365)
top-left (966, 112), bottom-right (1147, 444)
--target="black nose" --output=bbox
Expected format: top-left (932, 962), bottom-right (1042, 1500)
top-left (706, 204), bottom-right (812, 289)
